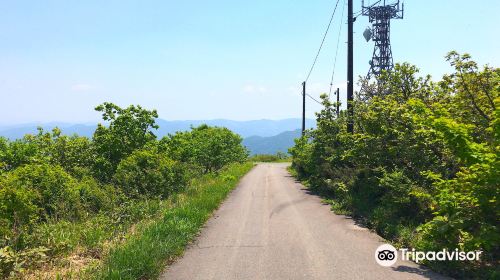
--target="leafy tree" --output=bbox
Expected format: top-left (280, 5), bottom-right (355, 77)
top-left (0, 138), bottom-right (38, 172)
top-left (23, 128), bottom-right (94, 176)
top-left (189, 125), bottom-right (246, 173)
top-left (0, 137), bottom-right (8, 173)
top-left (442, 52), bottom-right (498, 142)
top-left (0, 128), bottom-right (94, 177)
top-left (164, 125), bottom-right (248, 173)
top-left (159, 130), bottom-right (193, 164)
top-left (92, 103), bottom-right (159, 181)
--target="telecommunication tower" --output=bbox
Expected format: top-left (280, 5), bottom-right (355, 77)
top-left (362, 0), bottom-right (404, 80)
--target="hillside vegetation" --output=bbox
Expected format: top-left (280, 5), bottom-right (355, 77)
top-left (0, 103), bottom-right (249, 278)
top-left (289, 52), bottom-right (499, 278)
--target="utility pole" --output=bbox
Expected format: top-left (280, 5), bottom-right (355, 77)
top-left (336, 88), bottom-right (340, 117)
top-left (302, 81), bottom-right (306, 135)
top-left (347, 0), bottom-right (354, 133)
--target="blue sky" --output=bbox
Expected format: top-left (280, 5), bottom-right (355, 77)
top-left (0, 0), bottom-right (498, 124)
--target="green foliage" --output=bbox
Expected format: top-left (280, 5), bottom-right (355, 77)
top-left (113, 148), bottom-right (188, 198)
top-left (77, 177), bottom-right (119, 214)
top-left (0, 100), bottom-right (254, 278)
top-left (163, 125), bottom-right (248, 173)
top-left (415, 97), bottom-right (500, 272)
top-left (0, 138), bottom-right (38, 172)
top-left (0, 164), bottom-right (82, 236)
top-left (0, 245), bottom-right (48, 278)
top-left (0, 128), bottom-right (94, 177)
top-left (0, 178), bottom-right (39, 244)
top-left (92, 102), bottom-right (159, 182)
top-left (290, 52), bottom-right (499, 277)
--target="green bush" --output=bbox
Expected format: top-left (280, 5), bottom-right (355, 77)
top-left (113, 149), bottom-right (188, 198)
top-left (0, 139), bottom-right (38, 172)
top-left (23, 128), bottom-right (95, 173)
top-left (1, 164), bottom-right (82, 227)
top-left (163, 125), bottom-right (248, 173)
top-left (0, 180), bottom-right (39, 244)
top-left (77, 177), bottom-right (119, 213)
top-left (290, 52), bottom-right (499, 277)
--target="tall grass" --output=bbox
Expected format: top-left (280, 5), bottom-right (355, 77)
top-left (89, 162), bottom-right (254, 279)
top-left (9, 199), bottom-right (170, 279)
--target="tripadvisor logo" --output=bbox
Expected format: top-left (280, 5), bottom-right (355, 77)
top-left (375, 244), bottom-right (398, 266)
top-left (375, 244), bottom-right (482, 267)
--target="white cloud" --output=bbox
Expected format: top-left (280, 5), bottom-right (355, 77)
top-left (243, 85), bottom-right (255, 93)
top-left (71, 84), bottom-right (94, 92)
top-left (242, 84), bottom-right (268, 94)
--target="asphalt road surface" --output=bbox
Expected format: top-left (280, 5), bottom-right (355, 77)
top-left (161, 163), bottom-right (447, 280)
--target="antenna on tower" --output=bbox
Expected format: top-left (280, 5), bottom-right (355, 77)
top-left (362, 0), bottom-right (404, 81)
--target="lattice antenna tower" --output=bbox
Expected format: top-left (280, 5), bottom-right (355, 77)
top-left (362, 0), bottom-right (404, 80)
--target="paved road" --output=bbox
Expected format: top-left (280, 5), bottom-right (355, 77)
top-left (161, 163), bottom-right (446, 280)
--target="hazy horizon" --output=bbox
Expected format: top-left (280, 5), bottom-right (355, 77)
top-left (0, 117), bottom-right (317, 127)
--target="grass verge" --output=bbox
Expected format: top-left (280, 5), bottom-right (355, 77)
top-left (88, 162), bottom-right (254, 279)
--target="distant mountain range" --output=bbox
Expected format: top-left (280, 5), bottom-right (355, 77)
top-left (154, 119), bottom-right (315, 138)
top-left (243, 129), bottom-right (302, 155)
top-left (0, 119), bottom-right (315, 155)
top-left (0, 123), bottom-right (98, 140)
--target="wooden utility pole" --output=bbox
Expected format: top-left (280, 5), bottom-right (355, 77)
top-left (302, 81), bottom-right (306, 135)
top-left (336, 88), bottom-right (340, 117)
top-left (347, 0), bottom-right (354, 133)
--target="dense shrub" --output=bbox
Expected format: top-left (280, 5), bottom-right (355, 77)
top-left (0, 137), bottom-right (8, 173)
top-left (0, 179), bottom-right (39, 243)
top-left (162, 124), bottom-right (248, 173)
top-left (290, 52), bottom-right (499, 277)
top-left (77, 176), bottom-right (119, 213)
top-left (0, 164), bottom-right (82, 243)
top-left (5, 164), bottom-right (82, 221)
top-left (113, 149), bottom-right (188, 198)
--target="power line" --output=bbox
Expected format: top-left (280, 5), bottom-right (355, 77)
top-left (306, 92), bottom-right (323, 105)
top-left (304, 0), bottom-right (342, 83)
top-left (298, 89), bottom-right (323, 106)
top-left (329, 0), bottom-right (346, 96)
